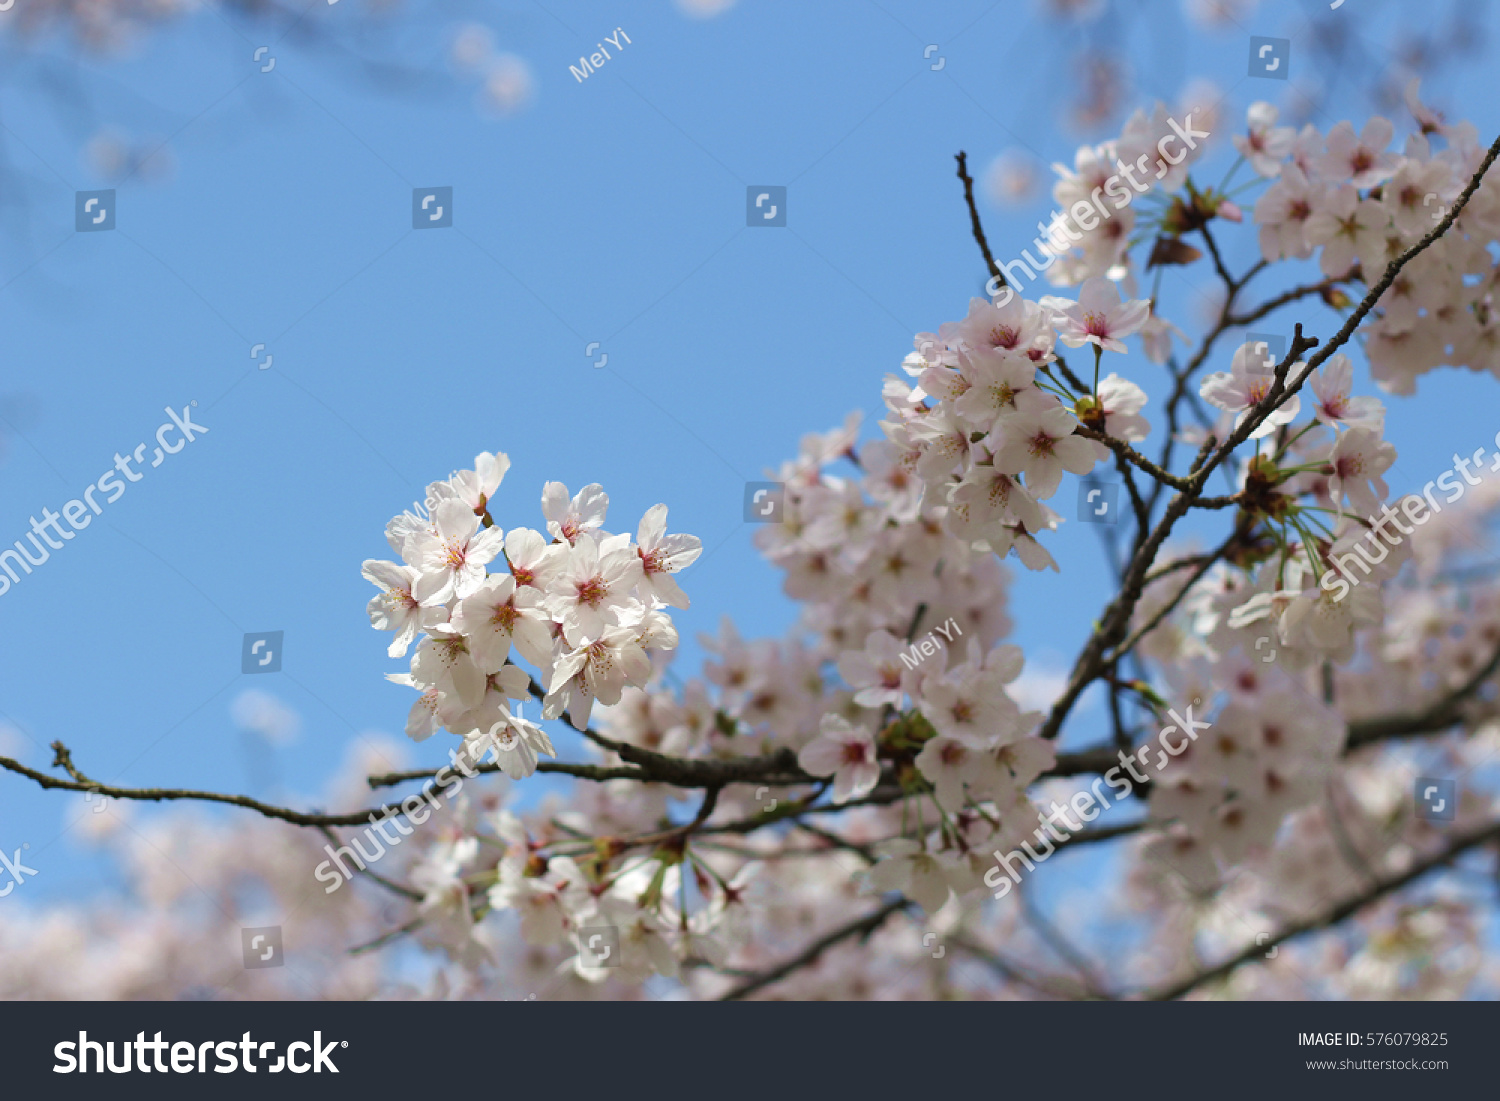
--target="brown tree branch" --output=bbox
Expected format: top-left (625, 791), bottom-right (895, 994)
top-left (1226, 274), bottom-right (1347, 329)
top-left (955, 150), bottom-right (1003, 286)
top-left (1034, 130), bottom-right (1500, 746)
top-left (1144, 817), bottom-right (1500, 1000)
top-left (1346, 637), bottom-right (1500, 748)
top-left (1073, 424), bottom-right (1193, 491)
top-left (1018, 882), bottom-right (1111, 998)
top-left (718, 897), bottom-right (912, 1000)
top-left (948, 933), bottom-right (1090, 998)
top-left (0, 742), bottom-right (415, 828)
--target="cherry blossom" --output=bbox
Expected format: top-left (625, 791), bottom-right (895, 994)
top-left (1308, 354), bottom-right (1385, 430)
top-left (1199, 341), bottom-right (1304, 438)
top-left (867, 839), bottom-right (962, 913)
top-left (991, 403), bottom-right (1107, 499)
top-left (1303, 186), bottom-right (1389, 277)
top-left (1092, 373), bottom-right (1151, 441)
top-left (1253, 163), bottom-right (1323, 261)
top-left (797, 715), bottom-right (881, 803)
top-left (546, 533), bottom-right (645, 645)
top-left (837, 629), bottom-right (916, 708)
top-left (635, 504), bottom-right (703, 609)
top-left (541, 482), bottom-right (609, 544)
top-left (1233, 101), bottom-right (1296, 177)
top-left (449, 573), bottom-right (553, 671)
top-left (1040, 276), bottom-right (1152, 354)
top-left (362, 559), bottom-right (441, 657)
top-left (409, 498), bottom-right (508, 606)
top-left (1318, 117), bottom-right (1402, 189)
top-left (1325, 427), bottom-right (1397, 518)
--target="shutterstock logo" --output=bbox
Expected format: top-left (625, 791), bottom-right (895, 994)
top-left (743, 482), bottom-right (784, 523)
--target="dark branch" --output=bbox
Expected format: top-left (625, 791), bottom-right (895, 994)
top-left (1145, 818), bottom-right (1500, 1000)
top-left (1346, 638), bottom-right (1500, 748)
top-left (0, 742), bottom-right (413, 829)
top-left (718, 897), bottom-right (911, 1000)
top-left (955, 151), bottom-right (1003, 286)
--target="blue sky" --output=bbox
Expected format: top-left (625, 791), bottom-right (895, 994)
top-left (2, 0), bottom-right (1497, 905)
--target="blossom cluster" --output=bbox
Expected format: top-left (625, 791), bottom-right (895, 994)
top-left (604, 419), bottom-right (1061, 908)
top-left (1249, 83), bottom-right (1500, 395)
top-left (889, 278), bottom-right (1150, 569)
top-left (1042, 99), bottom-right (1215, 284)
top-left (363, 452), bottom-right (702, 776)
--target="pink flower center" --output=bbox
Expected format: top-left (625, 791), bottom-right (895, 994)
top-left (640, 548), bottom-right (667, 576)
top-left (988, 475), bottom-right (1014, 508)
top-left (989, 381), bottom-right (1016, 407)
top-left (1082, 311), bottom-right (1111, 338)
top-left (575, 575), bottom-right (609, 608)
top-left (491, 602), bottom-right (520, 632)
top-left (1027, 431), bottom-right (1057, 458)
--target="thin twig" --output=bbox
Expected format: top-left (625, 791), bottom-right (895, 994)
top-left (1144, 817), bottom-right (1500, 1000)
top-left (1018, 883), bottom-right (1111, 998)
top-left (1346, 638), bottom-right (1500, 748)
top-left (955, 151), bottom-right (1002, 285)
top-left (0, 742), bottom-right (417, 829)
top-left (718, 897), bottom-right (911, 1000)
top-left (1034, 130), bottom-right (1500, 746)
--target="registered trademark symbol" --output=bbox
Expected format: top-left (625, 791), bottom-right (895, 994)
top-left (341, 1041), bottom-right (348, 1047)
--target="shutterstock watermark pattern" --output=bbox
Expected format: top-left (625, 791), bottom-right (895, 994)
top-left (1323, 432), bottom-right (1500, 603)
top-left (985, 705), bottom-right (1211, 899)
top-left (983, 111), bottom-right (1212, 303)
top-left (0, 841), bottom-right (39, 897)
top-left (313, 747), bottom-right (484, 893)
top-left (0, 404), bottom-right (208, 600)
